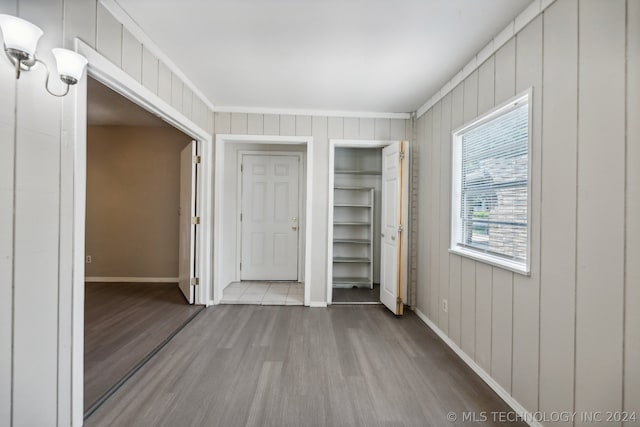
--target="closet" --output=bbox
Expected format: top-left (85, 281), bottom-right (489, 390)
top-left (332, 147), bottom-right (383, 290)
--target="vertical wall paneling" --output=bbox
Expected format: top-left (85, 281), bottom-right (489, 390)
top-left (214, 113), bottom-right (232, 135)
top-left (417, 111), bottom-right (432, 313)
top-left (448, 83), bottom-right (464, 345)
top-left (170, 73), bottom-right (183, 113)
top-left (343, 117), bottom-right (359, 139)
top-left (390, 119), bottom-right (405, 140)
top-left (247, 114), bottom-right (264, 135)
top-left (575, 0), bottom-right (626, 422)
top-left (157, 62), bottom-right (172, 104)
top-left (438, 93), bottom-right (452, 334)
top-left (538, 0), bottom-right (578, 421)
top-left (295, 115), bottom-right (312, 136)
top-left (359, 118), bottom-right (375, 139)
top-left (14, 1), bottom-right (64, 424)
top-left (463, 71), bottom-right (478, 123)
top-left (0, 4), bottom-right (16, 424)
top-left (494, 38), bottom-right (516, 105)
top-left (460, 258), bottom-right (476, 358)
top-left (63, 0), bottom-right (97, 48)
top-left (327, 117), bottom-right (344, 139)
top-left (475, 263), bottom-right (492, 372)
top-left (625, 0), bottom-right (640, 421)
top-left (491, 267), bottom-right (513, 392)
top-left (511, 15), bottom-right (542, 413)
top-left (141, 47), bottom-right (159, 95)
top-left (121, 28), bottom-right (142, 83)
top-left (182, 86), bottom-right (193, 119)
top-left (263, 114), bottom-right (279, 135)
top-left (279, 115), bottom-right (295, 136)
top-left (477, 57), bottom-right (495, 116)
top-left (311, 116), bottom-right (328, 301)
top-left (429, 103), bottom-right (441, 320)
top-left (96, 2), bottom-right (122, 68)
top-left (374, 118), bottom-right (390, 140)
top-left (231, 113), bottom-right (248, 134)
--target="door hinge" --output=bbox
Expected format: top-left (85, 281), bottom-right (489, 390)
top-left (193, 155), bottom-right (201, 164)
top-left (240, 213), bottom-right (243, 221)
top-left (240, 262), bottom-right (242, 271)
top-left (396, 296), bottom-right (402, 304)
top-left (241, 163), bottom-right (243, 172)
top-left (191, 277), bottom-right (200, 286)
top-left (398, 224), bottom-right (404, 234)
top-left (191, 216), bottom-right (200, 225)
top-left (399, 150), bottom-right (405, 160)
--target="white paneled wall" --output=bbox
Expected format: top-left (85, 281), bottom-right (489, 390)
top-left (414, 0), bottom-right (639, 425)
top-left (213, 113), bottom-right (409, 303)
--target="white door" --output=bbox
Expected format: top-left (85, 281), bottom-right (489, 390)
top-left (241, 154), bottom-right (299, 280)
top-left (178, 141), bottom-right (197, 303)
top-left (380, 141), bottom-right (404, 315)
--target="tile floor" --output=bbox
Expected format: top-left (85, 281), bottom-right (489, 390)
top-left (221, 281), bottom-right (304, 305)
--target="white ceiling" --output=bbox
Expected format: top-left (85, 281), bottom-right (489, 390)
top-left (115, 0), bottom-right (532, 114)
top-left (87, 77), bottom-right (169, 126)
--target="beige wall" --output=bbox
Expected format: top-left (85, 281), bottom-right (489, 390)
top-left (86, 126), bottom-right (190, 278)
top-left (414, 0), bottom-right (639, 425)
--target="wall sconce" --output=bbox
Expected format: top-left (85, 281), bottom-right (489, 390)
top-left (0, 14), bottom-right (88, 97)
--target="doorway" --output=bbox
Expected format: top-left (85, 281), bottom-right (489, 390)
top-left (83, 78), bottom-right (203, 417)
top-left (214, 135), bottom-right (314, 306)
top-left (327, 140), bottom-right (409, 315)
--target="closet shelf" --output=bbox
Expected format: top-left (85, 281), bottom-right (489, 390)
top-left (335, 170), bottom-right (382, 176)
top-left (334, 186), bottom-right (375, 191)
top-left (333, 238), bottom-right (371, 244)
top-left (333, 277), bottom-right (371, 285)
top-left (333, 221), bottom-right (370, 226)
top-left (333, 257), bottom-right (371, 263)
top-left (334, 203), bottom-right (371, 208)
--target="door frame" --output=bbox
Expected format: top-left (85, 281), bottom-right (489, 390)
top-left (236, 151), bottom-right (305, 282)
top-left (69, 39), bottom-right (214, 425)
top-left (215, 135), bottom-right (313, 306)
top-left (326, 139), bottom-right (409, 305)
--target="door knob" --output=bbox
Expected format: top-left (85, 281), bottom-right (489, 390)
top-left (391, 235), bottom-right (396, 241)
top-left (292, 225), bottom-right (298, 231)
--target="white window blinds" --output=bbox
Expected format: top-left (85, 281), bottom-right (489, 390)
top-left (451, 93), bottom-right (530, 273)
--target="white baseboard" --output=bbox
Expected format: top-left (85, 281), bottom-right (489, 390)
top-left (414, 308), bottom-right (542, 427)
top-left (85, 276), bottom-right (179, 283)
top-left (308, 301), bottom-right (327, 308)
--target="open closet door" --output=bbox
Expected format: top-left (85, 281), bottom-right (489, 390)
top-left (178, 141), bottom-right (198, 304)
top-left (380, 141), bottom-right (405, 315)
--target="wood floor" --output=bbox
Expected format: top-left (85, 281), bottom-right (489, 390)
top-left (332, 283), bottom-right (381, 303)
top-left (84, 282), bottom-right (203, 413)
top-left (86, 305), bottom-right (525, 427)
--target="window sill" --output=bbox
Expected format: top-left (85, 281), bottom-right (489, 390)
top-left (448, 246), bottom-right (530, 276)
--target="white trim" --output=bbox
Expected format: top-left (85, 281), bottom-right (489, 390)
top-left (326, 139), bottom-right (409, 305)
top-left (236, 151), bottom-right (304, 283)
top-left (308, 301), bottom-right (328, 308)
top-left (71, 38), bottom-right (214, 425)
top-left (415, 0), bottom-right (556, 118)
top-left (85, 277), bottom-right (179, 283)
top-left (413, 309), bottom-right (543, 427)
top-left (101, 0), bottom-right (216, 113)
top-left (214, 134), bottom-right (313, 307)
top-left (214, 105), bottom-right (410, 120)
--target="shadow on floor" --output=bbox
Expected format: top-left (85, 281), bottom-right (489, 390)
top-left (332, 283), bottom-right (380, 303)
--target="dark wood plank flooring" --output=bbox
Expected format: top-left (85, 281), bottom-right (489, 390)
top-left (86, 305), bottom-right (525, 427)
top-left (333, 284), bottom-right (381, 303)
top-left (84, 282), bottom-right (203, 412)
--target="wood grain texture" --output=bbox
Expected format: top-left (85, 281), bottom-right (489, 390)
top-left (575, 1), bottom-right (626, 422)
top-left (84, 283), bottom-right (202, 411)
top-left (86, 306), bottom-right (526, 427)
top-left (539, 0), bottom-right (578, 421)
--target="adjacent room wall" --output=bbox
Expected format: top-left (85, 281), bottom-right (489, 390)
top-left (414, 0), bottom-right (639, 425)
top-left (213, 113), bottom-right (411, 303)
top-left (85, 125), bottom-right (191, 279)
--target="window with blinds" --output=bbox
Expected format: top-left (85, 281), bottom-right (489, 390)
top-left (450, 92), bottom-right (531, 274)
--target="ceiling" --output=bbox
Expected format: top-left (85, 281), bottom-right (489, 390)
top-left (115, 0), bottom-right (532, 114)
top-left (87, 77), bottom-right (169, 126)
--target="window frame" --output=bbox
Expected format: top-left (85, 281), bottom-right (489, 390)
top-left (449, 88), bottom-right (533, 276)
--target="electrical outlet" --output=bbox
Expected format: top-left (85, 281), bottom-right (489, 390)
top-left (442, 299), bottom-right (448, 313)
top-left (86, 255), bottom-right (92, 264)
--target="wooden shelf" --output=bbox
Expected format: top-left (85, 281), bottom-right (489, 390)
top-left (333, 238), bottom-right (371, 244)
top-left (333, 277), bottom-right (371, 286)
top-left (334, 203), bottom-right (371, 208)
top-left (333, 221), bottom-right (370, 226)
top-left (333, 257), bottom-right (371, 263)
top-left (334, 186), bottom-right (375, 191)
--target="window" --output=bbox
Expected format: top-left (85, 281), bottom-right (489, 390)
top-left (450, 91), bottom-right (531, 274)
